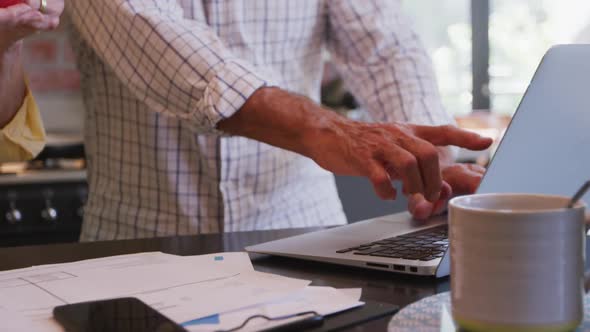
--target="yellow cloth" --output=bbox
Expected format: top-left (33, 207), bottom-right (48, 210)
top-left (0, 85), bottom-right (46, 162)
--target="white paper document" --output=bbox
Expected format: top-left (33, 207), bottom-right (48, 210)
top-left (0, 307), bottom-right (38, 331)
top-left (0, 251), bottom-right (362, 331)
top-left (184, 287), bottom-right (364, 332)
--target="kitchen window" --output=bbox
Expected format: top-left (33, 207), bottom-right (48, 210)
top-left (404, 0), bottom-right (590, 116)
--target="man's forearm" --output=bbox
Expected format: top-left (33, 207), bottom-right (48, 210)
top-left (217, 86), bottom-right (492, 203)
top-left (0, 42), bottom-right (26, 128)
top-left (217, 87), bottom-right (331, 159)
top-left (216, 86), bottom-right (363, 173)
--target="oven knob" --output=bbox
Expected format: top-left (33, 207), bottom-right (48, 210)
top-left (5, 208), bottom-right (22, 224)
top-left (41, 190), bottom-right (58, 222)
top-left (5, 192), bottom-right (21, 224)
top-left (41, 207), bottom-right (58, 222)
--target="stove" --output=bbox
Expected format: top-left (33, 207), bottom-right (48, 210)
top-left (0, 154), bottom-right (87, 247)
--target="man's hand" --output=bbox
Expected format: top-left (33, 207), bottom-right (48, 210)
top-left (408, 162), bottom-right (487, 220)
top-left (218, 87), bottom-right (493, 204)
top-left (305, 119), bottom-right (492, 203)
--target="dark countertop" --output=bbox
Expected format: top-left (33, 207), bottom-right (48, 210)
top-left (0, 228), bottom-right (451, 331)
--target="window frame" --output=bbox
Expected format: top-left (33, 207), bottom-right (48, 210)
top-left (471, 0), bottom-right (491, 111)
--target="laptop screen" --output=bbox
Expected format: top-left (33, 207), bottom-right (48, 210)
top-left (477, 45), bottom-right (590, 207)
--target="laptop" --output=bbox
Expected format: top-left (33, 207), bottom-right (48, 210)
top-left (246, 45), bottom-right (590, 277)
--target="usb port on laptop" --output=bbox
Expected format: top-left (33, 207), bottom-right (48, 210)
top-left (366, 262), bottom-right (389, 269)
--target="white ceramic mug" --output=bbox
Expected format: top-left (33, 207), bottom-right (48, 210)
top-left (449, 193), bottom-right (586, 332)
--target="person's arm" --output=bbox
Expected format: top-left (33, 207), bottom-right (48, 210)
top-left (67, 0), bottom-right (269, 134)
top-left (0, 77), bottom-right (46, 163)
top-left (325, 0), bottom-right (488, 217)
top-left (0, 2), bottom-right (60, 125)
top-left (68, 0), bottom-right (491, 202)
top-left (0, 1), bottom-right (62, 162)
top-left (218, 87), bottom-right (491, 202)
top-left (0, 43), bottom-right (26, 127)
top-left (0, 43), bottom-right (46, 162)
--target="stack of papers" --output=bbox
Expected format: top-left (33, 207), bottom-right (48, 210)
top-left (0, 252), bottom-right (363, 331)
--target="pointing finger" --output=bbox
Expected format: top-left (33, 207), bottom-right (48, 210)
top-left (412, 125), bottom-right (493, 151)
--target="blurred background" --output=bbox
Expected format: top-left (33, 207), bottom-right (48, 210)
top-left (25, 1), bottom-right (590, 134)
top-left (3, 1), bottom-right (590, 246)
top-left (406, 0), bottom-right (590, 117)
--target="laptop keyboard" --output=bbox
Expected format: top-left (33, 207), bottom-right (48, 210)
top-left (336, 225), bottom-right (448, 261)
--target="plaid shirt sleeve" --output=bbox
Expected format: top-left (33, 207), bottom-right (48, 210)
top-left (67, 0), bottom-right (269, 133)
top-left (326, 0), bottom-right (456, 127)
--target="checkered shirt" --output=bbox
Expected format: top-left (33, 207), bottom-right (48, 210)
top-left (66, 0), bottom-right (455, 241)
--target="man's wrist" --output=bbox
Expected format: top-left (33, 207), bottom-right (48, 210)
top-left (218, 86), bottom-right (341, 159)
top-left (298, 105), bottom-right (351, 160)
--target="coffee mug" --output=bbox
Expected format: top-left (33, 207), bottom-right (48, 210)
top-left (449, 193), bottom-right (586, 332)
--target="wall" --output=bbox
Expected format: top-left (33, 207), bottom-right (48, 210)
top-left (22, 24), bottom-right (84, 135)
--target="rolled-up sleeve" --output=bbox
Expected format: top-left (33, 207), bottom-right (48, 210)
top-left (326, 0), bottom-right (455, 127)
top-left (67, 0), bottom-right (270, 133)
top-left (0, 85), bottom-right (46, 162)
